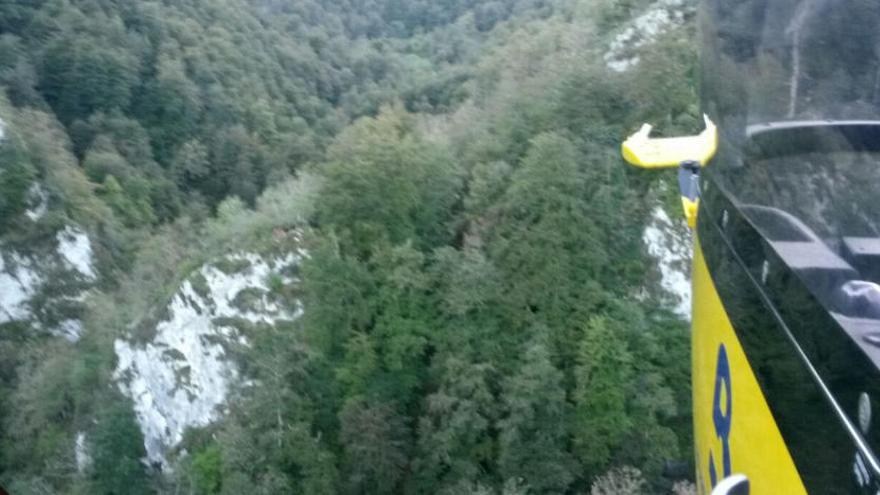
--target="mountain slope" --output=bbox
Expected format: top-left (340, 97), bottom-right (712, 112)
top-left (0, 0), bottom-right (698, 493)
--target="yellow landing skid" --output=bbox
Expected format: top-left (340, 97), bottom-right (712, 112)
top-left (621, 115), bottom-right (718, 227)
top-left (622, 115), bottom-right (718, 169)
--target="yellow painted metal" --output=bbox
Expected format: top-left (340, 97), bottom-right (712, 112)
top-left (621, 114), bottom-right (718, 169)
top-left (620, 115), bottom-right (717, 228)
top-left (682, 197), bottom-right (699, 229)
top-left (691, 237), bottom-right (807, 494)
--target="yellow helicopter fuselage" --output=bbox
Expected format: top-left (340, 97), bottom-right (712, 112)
top-left (691, 235), bottom-right (806, 494)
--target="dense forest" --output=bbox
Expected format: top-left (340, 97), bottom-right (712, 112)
top-left (0, 0), bottom-right (700, 493)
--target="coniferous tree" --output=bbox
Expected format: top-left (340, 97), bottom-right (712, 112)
top-left (498, 336), bottom-right (576, 493)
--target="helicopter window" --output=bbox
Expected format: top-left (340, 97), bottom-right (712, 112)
top-left (698, 1), bottom-right (880, 486)
top-left (729, 146), bottom-right (880, 316)
top-left (695, 183), bottom-right (880, 494)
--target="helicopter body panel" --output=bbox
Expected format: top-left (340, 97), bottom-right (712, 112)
top-left (692, 237), bottom-right (807, 494)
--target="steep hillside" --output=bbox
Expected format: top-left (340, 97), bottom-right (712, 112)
top-left (0, 0), bottom-right (698, 493)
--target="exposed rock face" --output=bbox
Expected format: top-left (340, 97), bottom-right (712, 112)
top-left (643, 206), bottom-right (692, 319)
top-left (113, 251), bottom-right (304, 468)
top-left (0, 225), bottom-right (97, 341)
top-left (56, 226), bottom-right (97, 280)
top-left (0, 253), bottom-right (41, 324)
top-left (25, 183), bottom-right (48, 221)
top-left (604, 0), bottom-right (690, 72)
top-left (75, 432), bottom-right (91, 474)
top-left (0, 118), bottom-right (96, 339)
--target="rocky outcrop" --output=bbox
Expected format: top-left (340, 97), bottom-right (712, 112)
top-left (113, 250), bottom-right (304, 467)
top-left (643, 206), bottom-right (692, 319)
top-left (0, 225), bottom-right (97, 341)
top-left (604, 0), bottom-right (691, 72)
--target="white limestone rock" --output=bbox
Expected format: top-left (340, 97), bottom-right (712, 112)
top-left (114, 251), bottom-right (304, 468)
top-left (0, 253), bottom-right (41, 324)
top-left (25, 183), bottom-right (49, 222)
top-left (643, 206), bottom-right (692, 319)
top-left (0, 225), bottom-right (97, 341)
top-left (75, 432), bottom-right (91, 474)
top-left (56, 226), bottom-right (97, 280)
top-left (604, 0), bottom-right (690, 73)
